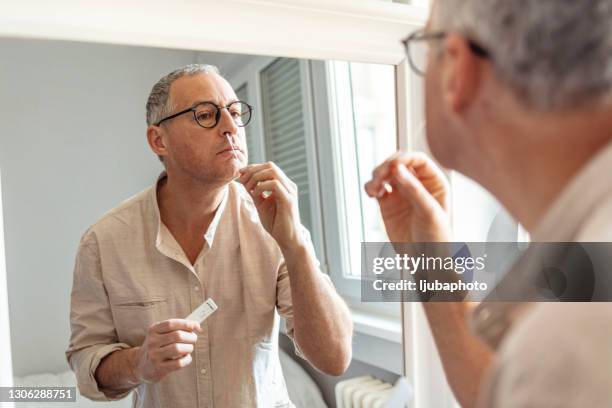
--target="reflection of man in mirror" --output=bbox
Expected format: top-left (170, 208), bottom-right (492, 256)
top-left (66, 64), bottom-right (352, 407)
top-left (365, 0), bottom-right (612, 407)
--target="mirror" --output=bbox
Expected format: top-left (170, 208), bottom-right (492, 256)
top-left (0, 36), bottom-right (403, 407)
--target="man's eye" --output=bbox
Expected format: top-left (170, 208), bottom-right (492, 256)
top-left (230, 110), bottom-right (242, 118)
top-left (196, 112), bottom-right (214, 120)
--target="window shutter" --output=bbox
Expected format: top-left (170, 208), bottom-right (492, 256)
top-left (260, 58), bottom-right (312, 231)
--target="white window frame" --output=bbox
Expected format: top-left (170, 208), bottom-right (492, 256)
top-left (396, 50), bottom-right (457, 407)
top-left (310, 60), bottom-right (403, 318)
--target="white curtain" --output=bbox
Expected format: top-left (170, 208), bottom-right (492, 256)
top-left (0, 170), bottom-right (15, 408)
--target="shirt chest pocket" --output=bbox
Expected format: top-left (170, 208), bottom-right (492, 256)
top-left (110, 295), bottom-right (168, 346)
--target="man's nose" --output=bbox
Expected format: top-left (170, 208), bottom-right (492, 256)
top-left (217, 108), bottom-right (238, 136)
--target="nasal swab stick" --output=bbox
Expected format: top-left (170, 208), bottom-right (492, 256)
top-left (225, 133), bottom-right (238, 160)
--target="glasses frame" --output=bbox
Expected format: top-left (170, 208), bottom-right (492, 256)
top-left (154, 100), bottom-right (254, 128)
top-left (402, 29), bottom-right (489, 76)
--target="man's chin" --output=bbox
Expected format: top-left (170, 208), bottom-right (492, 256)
top-left (179, 168), bottom-right (236, 188)
top-left (201, 157), bottom-right (242, 181)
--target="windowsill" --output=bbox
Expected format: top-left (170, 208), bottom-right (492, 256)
top-left (351, 308), bottom-right (402, 344)
top-left (278, 307), bottom-right (402, 342)
top-left (348, 307), bottom-right (404, 375)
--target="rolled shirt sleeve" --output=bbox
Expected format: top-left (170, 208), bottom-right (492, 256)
top-left (65, 230), bottom-right (134, 401)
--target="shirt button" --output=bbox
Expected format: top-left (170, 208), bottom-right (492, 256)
top-left (194, 286), bottom-right (200, 291)
top-left (200, 368), bottom-right (207, 375)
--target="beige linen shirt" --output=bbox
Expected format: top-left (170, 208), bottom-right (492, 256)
top-left (66, 174), bottom-right (321, 408)
top-left (472, 141), bottom-right (612, 407)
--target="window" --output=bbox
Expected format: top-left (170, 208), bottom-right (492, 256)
top-left (327, 61), bottom-right (397, 279)
top-left (313, 60), bottom-right (400, 317)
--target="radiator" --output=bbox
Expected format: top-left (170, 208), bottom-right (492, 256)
top-left (335, 376), bottom-right (394, 408)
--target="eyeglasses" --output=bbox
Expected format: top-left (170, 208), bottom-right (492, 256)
top-left (155, 100), bottom-right (254, 128)
top-left (402, 29), bottom-right (489, 76)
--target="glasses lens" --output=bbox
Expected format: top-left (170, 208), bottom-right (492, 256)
top-left (409, 36), bottom-right (428, 75)
top-left (194, 103), bottom-right (218, 128)
top-left (229, 101), bottom-right (252, 127)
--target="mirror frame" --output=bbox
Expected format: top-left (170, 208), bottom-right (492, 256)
top-left (0, 0), bottom-right (425, 64)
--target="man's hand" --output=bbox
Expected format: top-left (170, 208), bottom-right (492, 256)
top-left (365, 153), bottom-right (493, 407)
top-left (239, 162), bottom-right (303, 251)
top-left (132, 319), bottom-right (202, 384)
top-left (364, 151), bottom-right (451, 242)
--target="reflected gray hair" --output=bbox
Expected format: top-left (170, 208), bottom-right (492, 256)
top-left (432, 0), bottom-right (612, 110)
top-left (146, 63), bottom-right (220, 126)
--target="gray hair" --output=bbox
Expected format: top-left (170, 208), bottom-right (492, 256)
top-left (146, 63), bottom-right (220, 126)
top-left (431, 0), bottom-right (612, 111)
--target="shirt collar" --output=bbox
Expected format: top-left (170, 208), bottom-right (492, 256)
top-left (203, 185), bottom-right (229, 247)
top-left (152, 172), bottom-right (167, 249)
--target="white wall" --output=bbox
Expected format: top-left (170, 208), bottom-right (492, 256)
top-left (0, 38), bottom-right (245, 376)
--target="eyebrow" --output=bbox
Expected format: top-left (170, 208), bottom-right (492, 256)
top-left (187, 98), bottom-right (240, 109)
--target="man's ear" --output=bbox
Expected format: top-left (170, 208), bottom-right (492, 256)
top-left (146, 125), bottom-right (167, 159)
top-left (441, 33), bottom-right (483, 113)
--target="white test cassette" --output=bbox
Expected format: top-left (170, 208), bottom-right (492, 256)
top-left (185, 298), bottom-right (218, 323)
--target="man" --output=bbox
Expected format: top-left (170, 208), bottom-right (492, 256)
top-left (66, 64), bottom-right (353, 408)
top-left (366, 0), bottom-right (612, 406)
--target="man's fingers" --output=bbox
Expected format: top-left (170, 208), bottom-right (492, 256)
top-left (371, 151), bottom-right (405, 180)
top-left (364, 179), bottom-right (390, 198)
top-left (251, 179), bottom-right (291, 204)
top-left (239, 163), bottom-right (269, 188)
top-left (251, 179), bottom-right (290, 200)
top-left (240, 162), bottom-right (296, 195)
top-left (409, 154), bottom-right (450, 191)
top-left (391, 164), bottom-right (438, 214)
top-left (239, 162), bottom-right (278, 186)
top-left (156, 330), bottom-right (199, 348)
top-left (161, 353), bottom-right (193, 371)
top-left (151, 319), bottom-right (201, 335)
top-left (366, 152), bottom-right (447, 196)
top-left (239, 162), bottom-right (269, 177)
top-left (368, 156), bottom-right (406, 194)
top-left (243, 168), bottom-right (274, 192)
top-left (364, 178), bottom-right (379, 197)
top-left (158, 342), bottom-right (194, 360)
top-left (244, 167), bottom-right (295, 195)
